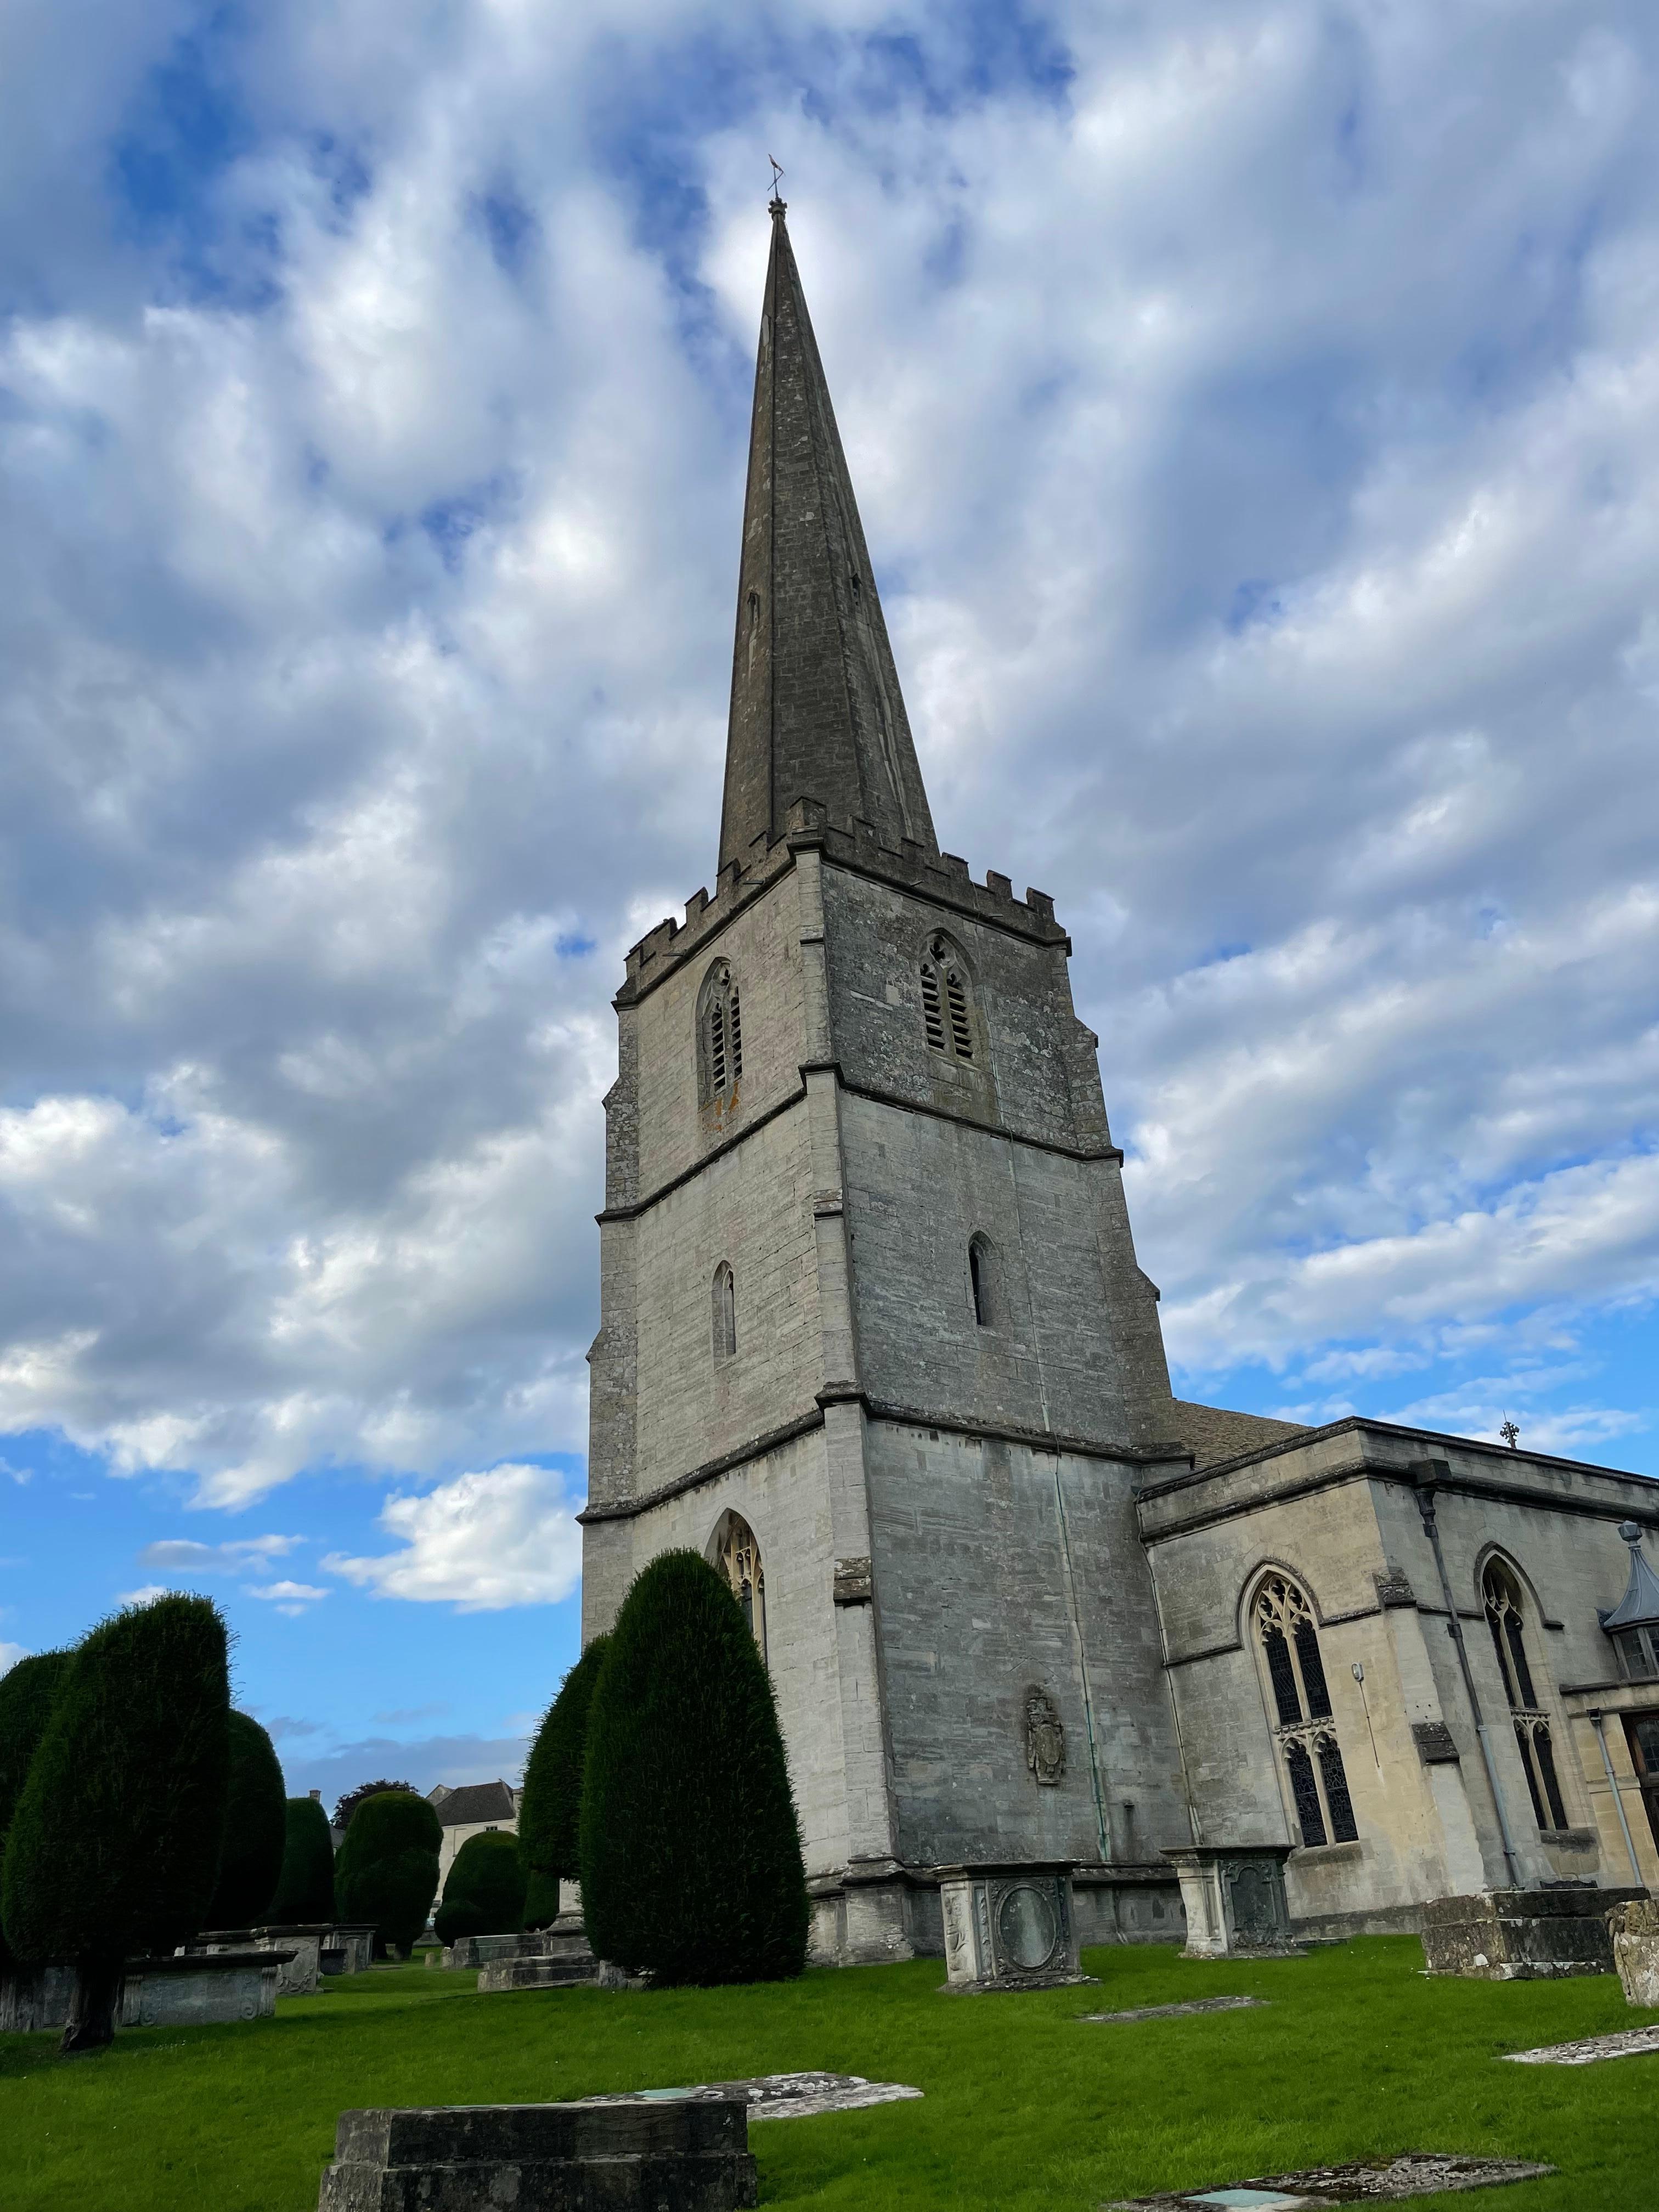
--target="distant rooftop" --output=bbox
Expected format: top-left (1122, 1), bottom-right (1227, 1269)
top-left (427, 1779), bottom-right (517, 1827)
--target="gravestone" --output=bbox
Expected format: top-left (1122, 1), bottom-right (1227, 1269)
top-left (120, 1950), bottom-right (290, 2027)
top-left (322, 1923), bottom-right (377, 1976)
top-left (1609, 1896), bottom-right (1659, 2006)
top-left (1163, 1847), bottom-right (1300, 1959)
top-left (0, 1965), bottom-right (76, 2033)
top-left (444, 1925), bottom-right (594, 1973)
top-left (1420, 1888), bottom-right (1645, 1979)
top-left (317, 2097), bottom-right (757, 2212)
top-left (193, 1924), bottom-right (328, 1995)
top-left (938, 1863), bottom-right (1090, 1990)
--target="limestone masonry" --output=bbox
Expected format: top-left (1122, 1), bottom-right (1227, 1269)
top-left (579, 199), bottom-right (1659, 1963)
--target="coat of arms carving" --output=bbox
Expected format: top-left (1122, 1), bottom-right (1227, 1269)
top-left (1024, 1686), bottom-right (1065, 1786)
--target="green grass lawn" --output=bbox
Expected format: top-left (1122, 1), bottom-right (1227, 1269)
top-left (1, 1937), bottom-right (1654, 2210)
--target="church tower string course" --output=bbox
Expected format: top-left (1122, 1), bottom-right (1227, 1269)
top-left (719, 198), bottom-right (938, 872)
top-left (583, 200), bottom-right (1199, 1964)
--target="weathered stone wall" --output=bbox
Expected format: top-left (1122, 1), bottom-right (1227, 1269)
top-left (867, 1420), bottom-right (1190, 1867)
top-left (822, 862), bottom-right (1173, 1448)
top-left (584, 1424), bottom-right (854, 1881)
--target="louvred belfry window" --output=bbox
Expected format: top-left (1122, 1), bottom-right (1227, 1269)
top-left (1483, 1561), bottom-right (1568, 1831)
top-left (919, 933), bottom-right (975, 1064)
top-left (713, 1512), bottom-right (766, 1664)
top-left (1254, 1575), bottom-right (1360, 1847)
top-left (697, 961), bottom-right (743, 1110)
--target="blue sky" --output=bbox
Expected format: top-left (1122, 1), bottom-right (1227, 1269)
top-left (3, 0), bottom-right (1657, 1798)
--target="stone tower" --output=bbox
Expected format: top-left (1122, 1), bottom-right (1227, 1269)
top-left (582, 200), bottom-right (1195, 1962)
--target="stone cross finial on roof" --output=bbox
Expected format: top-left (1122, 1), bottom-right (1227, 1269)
top-left (716, 199), bottom-right (939, 874)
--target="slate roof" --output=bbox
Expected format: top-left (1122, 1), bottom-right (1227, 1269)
top-left (1603, 1524), bottom-right (1659, 1631)
top-left (430, 1779), bottom-right (517, 1827)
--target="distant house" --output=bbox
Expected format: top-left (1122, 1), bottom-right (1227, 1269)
top-left (428, 1779), bottom-right (521, 1884)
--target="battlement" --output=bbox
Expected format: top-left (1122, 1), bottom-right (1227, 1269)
top-left (618, 799), bottom-right (1067, 1005)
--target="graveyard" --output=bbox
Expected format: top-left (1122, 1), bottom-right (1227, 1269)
top-left (1, 1933), bottom-right (1655, 2211)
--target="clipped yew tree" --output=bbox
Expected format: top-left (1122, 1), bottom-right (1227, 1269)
top-left (0, 1650), bottom-right (75, 1974)
top-left (434, 1829), bottom-right (526, 1944)
top-left (518, 1634), bottom-right (609, 1929)
top-left (334, 1789), bottom-right (441, 1956)
top-left (580, 1550), bottom-right (808, 1985)
top-left (268, 1796), bottom-right (337, 1925)
top-left (204, 1712), bottom-right (287, 1930)
top-left (1, 1595), bottom-right (230, 2053)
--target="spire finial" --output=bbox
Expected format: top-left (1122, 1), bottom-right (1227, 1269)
top-left (1620, 1520), bottom-right (1644, 1549)
top-left (768, 155), bottom-right (786, 218)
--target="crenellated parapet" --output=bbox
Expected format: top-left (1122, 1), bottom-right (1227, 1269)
top-left (618, 798), bottom-right (1067, 1008)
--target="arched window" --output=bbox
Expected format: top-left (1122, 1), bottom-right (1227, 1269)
top-left (1483, 1560), bottom-right (1567, 1830)
top-left (697, 960), bottom-right (743, 1109)
top-left (919, 933), bottom-right (975, 1063)
top-left (1252, 1575), bottom-right (1359, 1848)
top-left (968, 1234), bottom-right (995, 1328)
top-left (712, 1262), bottom-right (736, 1363)
top-left (712, 1511), bottom-right (766, 1663)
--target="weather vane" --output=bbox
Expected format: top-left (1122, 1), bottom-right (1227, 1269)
top-left (1499, 1417), bottom-right (1520, 1450)
top-left (769, 156), bottom-right (786, 210)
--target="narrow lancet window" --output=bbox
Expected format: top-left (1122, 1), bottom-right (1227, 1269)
top-left (1483, 1561), bottom-right (1567, 1830)
top-left (712, 1262), bottom-right (736, 1363)
top-left (1254, 1575), bottom-right (1359, 1847)
top-left (968, 1235), bottom-right (995, 1328)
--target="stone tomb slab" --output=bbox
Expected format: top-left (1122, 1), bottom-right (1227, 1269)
top-left (1503, 2024), bottom-right (1659, 2066)
top-left (318, 2097), bottom-right (757, 2212)
top-left (1079, 1994), bottom-right (1267, 2025)
top-left (588, 2073), bottom-right (923, 2121)
top-left (1104, 2155), bottom-right (1554, 2208)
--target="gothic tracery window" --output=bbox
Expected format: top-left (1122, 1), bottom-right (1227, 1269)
top-left (1483, 1560), bottom-right (1568, 1831)
top-left (712, 1511), bottom-right (766, 1663)
top-left (919, 934), bottom-right (974, 1063)
top-left (712, 1262), bottom-right (736, 1363)
top-left (697, 960), bottom-right (743, 1110)
top-left (1253, 1574), bottom-right (1359, 1848)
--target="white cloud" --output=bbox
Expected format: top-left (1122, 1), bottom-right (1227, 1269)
top-left (247, 1578), bottom-right (331, 1617)
top-left (325, 1464), bottom-right (583, 1611)
top-left (0, 1641), bottom-right (29, 1677)
top-left (116, 1585), bottom-right (170, 1606)
top-left (137, 1535), bottom-right (302, 1571)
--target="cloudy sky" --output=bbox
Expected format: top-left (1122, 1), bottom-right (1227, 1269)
top-left (3, 0), bottom-right (1656, 1798)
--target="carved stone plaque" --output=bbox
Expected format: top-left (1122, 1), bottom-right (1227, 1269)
top-left (1024, 1686), bottom-right (1065, 1786)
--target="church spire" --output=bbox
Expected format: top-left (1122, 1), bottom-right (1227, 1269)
top-left (718, 198), bottom-right (938, 874)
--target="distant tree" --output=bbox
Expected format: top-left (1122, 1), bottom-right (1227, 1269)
top-left (0, 1651), bottom-right (75, 1974)
top-left (1, 1595), bottom-right (230, 2053)
top-left (434, 1830), bottom-right (526, 1945)
top-left (333, 1778), bottom-right (417, 1831)
top-left (203, 1713), bottom-right (287, 1929)
top-left (334, 1790), bottom-right (442, 1957)
top-left (580, 1550), bottom-right (808, 1987)
top-left (518, 1636), bottom-right (609, 1928)
top-left (268, 1797), bottom-right (337, 1925)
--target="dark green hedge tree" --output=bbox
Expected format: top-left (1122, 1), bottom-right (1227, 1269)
top-left (518, 1635), bottom-right (609, 1929)
top-left (204, 1712), bottom-right (287, 1930)
top-left (434, 1829), bottom-right (526, 1944)
top-left (0, 1651), bottom-right (74, 1973)
top-left (1, 1595), bottom-right (230, 2053)
top-left (580, 1550), bottom-right (808, 1986)
top-left (334, 1790), bottom-right (441, 1956)
top-left (268, 1797), bottom-right (337, 1924)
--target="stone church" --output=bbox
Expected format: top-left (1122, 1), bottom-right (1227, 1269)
top-left (579, 200), bottom-right (1659, 1963)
